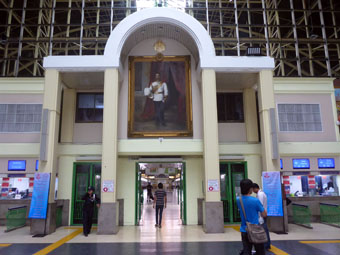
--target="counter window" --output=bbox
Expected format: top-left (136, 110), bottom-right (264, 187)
top-left (283, 175), bottom-right (340, 197)
top-left (0, 177), bottom-right (33, 199)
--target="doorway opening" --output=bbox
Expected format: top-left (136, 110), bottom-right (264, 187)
top-left (220, 162), bottom-right (247, 223)
top-left (135, 161), bottom-right (186, 227)
top-left (71, 162), bottom-right (101, 225)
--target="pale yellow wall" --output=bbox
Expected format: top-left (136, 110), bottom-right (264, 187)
top-left (185, 157), bottom-right (204, 225)
top-left (117, 157), bottom-right (136, 225)
top-left (218, 123), bottom-right (247, 142)
top-left (57, 156), bottom-right (75, 200)
top-left (244, 155), bottom-right (263, 186)
top-left (73, 123), bottom-right (103, 143)
top-left (57, 156), bottom-right (75, 225)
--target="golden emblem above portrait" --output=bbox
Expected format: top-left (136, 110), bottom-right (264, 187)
top-left (128, 56), bottom-right (192, 137)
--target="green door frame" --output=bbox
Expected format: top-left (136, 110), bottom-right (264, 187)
top-left (70, 162), bottom-right (101, 226)
top-left (135, 161), bottom-right (187, 226)
top-left (220, 161), bottom-right (248, 224)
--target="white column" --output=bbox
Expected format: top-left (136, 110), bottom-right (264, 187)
top-left (201, 69), bottom-right (224, 233)
top-left (98, 68), bottom-right (119, 234)
top-left (39, 69), bottom-right (61, 202)
top-left (258, 70), bottom-right (280, 171)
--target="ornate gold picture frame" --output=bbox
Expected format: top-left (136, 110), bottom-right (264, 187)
top-left (128, 56), bottom-right (192, 137)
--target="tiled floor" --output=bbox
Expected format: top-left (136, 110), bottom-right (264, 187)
top-left (1, 191), bottom-right (340, 254)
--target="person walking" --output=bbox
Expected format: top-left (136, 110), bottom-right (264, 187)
top-left (153, 183), bottom-right (167, 228)
top-left (146, 182), bottom-right (153, 203)
top-left (253, 183), bottom-right (271, 250)
top-left (82, 186), bottom-right (100, 237)
top-left (236, 179), bottom-right (267, 255)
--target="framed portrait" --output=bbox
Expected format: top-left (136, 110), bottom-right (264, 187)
top-left (128, 56), bottom-right (192, 137)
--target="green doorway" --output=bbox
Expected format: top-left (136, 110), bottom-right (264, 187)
top-left (135, 162), bottom-right (186, 226)
top-left (71, 162), bottom-right (101, 225)
top-left (220, 162), bottom-right (247, 223)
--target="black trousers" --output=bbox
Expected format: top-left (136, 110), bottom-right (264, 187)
top-left (83, 209), bottom-right (94, 235)
top-left (241, 232), bottom-right (265, 255)
top-left (155, 205), bottom-right (164, 225)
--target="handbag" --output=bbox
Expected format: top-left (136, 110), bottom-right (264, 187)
top-left (239, 196), bottom-right (268, 244)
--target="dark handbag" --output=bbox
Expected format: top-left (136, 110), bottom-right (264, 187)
top-left (239, 196), bottom-right (268, 244)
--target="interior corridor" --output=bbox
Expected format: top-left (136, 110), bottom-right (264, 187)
top-left (139, 189), bottom-right (182, 230)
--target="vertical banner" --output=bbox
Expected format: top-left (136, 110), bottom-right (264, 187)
top-left (29, 172), bottom-right (51, 219)
top-left (262, 171), bottom-right (283, 216)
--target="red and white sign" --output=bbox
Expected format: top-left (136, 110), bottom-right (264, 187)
top-left (308, 175), bottom-right (316, 189)
top-left (207, 179), bottom-right (219, 192)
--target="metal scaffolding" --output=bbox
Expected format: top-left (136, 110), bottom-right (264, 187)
top-left (0, 0), bottom-right (339, 77)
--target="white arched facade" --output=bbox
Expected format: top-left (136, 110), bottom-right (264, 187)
top-left (43, 8), bottom-right (274, 72)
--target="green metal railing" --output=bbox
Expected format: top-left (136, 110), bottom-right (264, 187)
top-left (56, 207), bottom-right (63, 228)
top-left (5, 206), bottom-right (27, 232)
top-left (320, 203), bottom-right (340, 228)
top-left (292, 203), bottom-right (313, 229)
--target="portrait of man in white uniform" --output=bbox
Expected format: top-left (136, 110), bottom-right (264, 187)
top-left (146, 73), bottom-right (168, 126)
top-left (128, 56), bottom-right (192, 137)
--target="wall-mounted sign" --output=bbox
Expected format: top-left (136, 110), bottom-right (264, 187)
top-left (293, 159), bottom-right (310, 169)
top-left (280, 159), bottom-right (283, 169)
top-left (318, 158), bottom-right (335, 169)
top-left (207, 179), bottom-right (219, 192)
top-left (8, 160), bottom-right (26, 171)
top-left (35, 160), bottom-right (39, 171)
top-left (102, 180), bottom-right (114, 193)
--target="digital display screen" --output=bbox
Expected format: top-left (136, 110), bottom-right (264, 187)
top-left (318, 158), bottom-right (335, 169)
top-left (280, 159), bottom-right (283, 169)
top-left (36, 160), bottom-right (39, 171)
top-left (293, 159), bottom-right (310, 169)
top-left (8, 160), bottom-right (26, 171)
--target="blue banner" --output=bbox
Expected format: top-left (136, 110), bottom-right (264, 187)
top-left (262, 171), bottom-right (283, 217)
top-left (29, 172), bottom-right (50, 219)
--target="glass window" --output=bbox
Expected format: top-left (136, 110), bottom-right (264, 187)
top-left (278, 104), bottom-right (322, 132)
top-left (217, 93), bottom-right (244, 122)
top-left (76, 93), bottom-right (103, 122)
top-left (0, 104), bottom-right (42, 132)
top-left (0, 177), bottom-right (32, 200)
top-left (284, 175), bottom-right (340, 197)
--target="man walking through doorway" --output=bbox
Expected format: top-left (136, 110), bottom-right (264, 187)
top-left (153, 183), bottom-right (167, 228)
top-left (82, 186), bottom-right (100, 236)
top-left (253, 183), bottom-right (271, 250)
top-left (236, 179), bottom-right (267, 255)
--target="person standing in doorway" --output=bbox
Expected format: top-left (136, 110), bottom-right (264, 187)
top-left (153, 183), bottom-right (167, 228)
top-left (253, 183), bottom-right (271, 250)
top-left (82, 186), bottom-right (100, 237)
top-left (236, 179), bottom-right (267, 255)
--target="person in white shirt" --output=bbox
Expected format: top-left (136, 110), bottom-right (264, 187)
top-left (145, 73), bottom-right (168, 126)
top-left (253, 183), bottom-right (271, 250)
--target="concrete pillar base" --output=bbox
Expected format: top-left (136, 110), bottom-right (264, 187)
top-left (203, 201), bottom-right (224, 233)
top-left (97, 202), bottom-right (119, 234)
top-left (30, 202), bottom-right (57, 235)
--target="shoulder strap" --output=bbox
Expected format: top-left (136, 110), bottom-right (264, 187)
top-left (239, 196), bottom-right (248, 222)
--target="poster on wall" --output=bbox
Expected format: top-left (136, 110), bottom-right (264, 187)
top-left (28, 173), bottom-right (50, 219)
top-left (207, 179), bottom-right (220, 192)
top-left (262, 171), bottom-right (283, 217)
top-left (102, 180), bottom-right (114, 193)
top-left (335, 86), bottom-right (340, 124)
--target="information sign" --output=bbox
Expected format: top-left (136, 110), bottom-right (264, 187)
top-left (262, 171), bottom-right (283, 216)
top-left (28, 173), bottom-right (50, 219)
